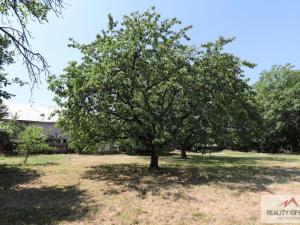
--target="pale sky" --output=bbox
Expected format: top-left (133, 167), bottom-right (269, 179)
top-left (5, 0), bottom-right (300, 106)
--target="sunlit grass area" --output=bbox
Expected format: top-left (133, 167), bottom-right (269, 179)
top-left (1, 151), bottom-right (300, 225)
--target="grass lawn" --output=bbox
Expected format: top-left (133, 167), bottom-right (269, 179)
top-left (0, 150), bottom-right (300, 225)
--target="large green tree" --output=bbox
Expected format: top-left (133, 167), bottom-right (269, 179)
top-left (49, 8), bottom-right (198, 169)
top-left (49, 8), bottom-right (257, 168)
top-left (176, 38), bottom-right (260, 158)
top-left (254, 64), bottom-right (300, 152)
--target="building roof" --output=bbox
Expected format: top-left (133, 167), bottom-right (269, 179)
top-left (5, 102), bottom-right (58, 123)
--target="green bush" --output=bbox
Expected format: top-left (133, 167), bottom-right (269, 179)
top-left (0, 130), bottom-right (13, 153)
top-left (17, 126), bottom-right (48, 164)
top-left (0, 116), bottom-right (25, 154)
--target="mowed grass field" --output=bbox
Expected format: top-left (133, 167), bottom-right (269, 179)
top-left (0, 150), bottom-right (300, 225)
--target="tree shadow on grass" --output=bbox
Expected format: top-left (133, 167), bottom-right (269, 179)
top-left (83, 162), bottom-right (300, 197)
top-left (0, 164), bottom-right (40, 190)
top-left (0, 165), bottom-right (94, 225)
top-left (0, 186), bottom-right (93, 225)
top-left (164, 154), bottom-right (300, 166)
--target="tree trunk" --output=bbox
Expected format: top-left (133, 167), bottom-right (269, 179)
top-left (181, 148), bottom-right (187, 159)
top-left (145, 141), bottom-right (160, 170)
top-left (180, 137), bottom-right (192, 159)
top-left (23, 153), bottom-right (29, 165)
top-left (149, 149), bottom-right (159, 170)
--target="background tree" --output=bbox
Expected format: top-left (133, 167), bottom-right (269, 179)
top-left (0, 0), bottom-right (64, 82)
top-left (176, 37), bottom-right (259, 158)
top-left (0, 102), bottom-right (8, 120)
top-left (0, 114), bottom-right (25, 139)
top-left (0, 102), bottom-right (9, 152)
top-left (17, 126), bottom-right (48, 164)
top-left (0, 0), bottom-right (64, 103)
top-left (254, 64), bottom-right (300, 152)
top-left (0, 35), bottom-right (15, 101)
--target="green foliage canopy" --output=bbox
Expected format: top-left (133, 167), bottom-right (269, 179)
top-left (49, 8), bottom-right (257, 168)
top-left (176, 38), bottom-right (260, 152)
top-left (17, 126), bottom-right (48, 163)
top-left (254, 64), bottom-right (300, 151)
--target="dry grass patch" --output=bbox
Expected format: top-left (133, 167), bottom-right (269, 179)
top-left (0, 151), bottom-right (300, 225)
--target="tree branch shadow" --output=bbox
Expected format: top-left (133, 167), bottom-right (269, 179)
top-left (83, 162), bottom-right (300, 197)
top-left (0, 164), bottom-right (40, 190)
top-left (166, 154), bottom-right (300, 166)
top-left (0, 165), bottom-right (94, 225)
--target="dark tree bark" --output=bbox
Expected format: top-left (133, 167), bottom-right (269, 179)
top-left (181, 148), bottom-right (187, 159)
top-left (149, 148), bottom-right (159, 170)
top-left (145, 140), bottom-right (159, 170)
top-left (180, 136), bottom-right (193, 159)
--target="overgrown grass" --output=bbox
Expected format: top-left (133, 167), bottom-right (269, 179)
top-left (0, 150), bottom-right (299, 225)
